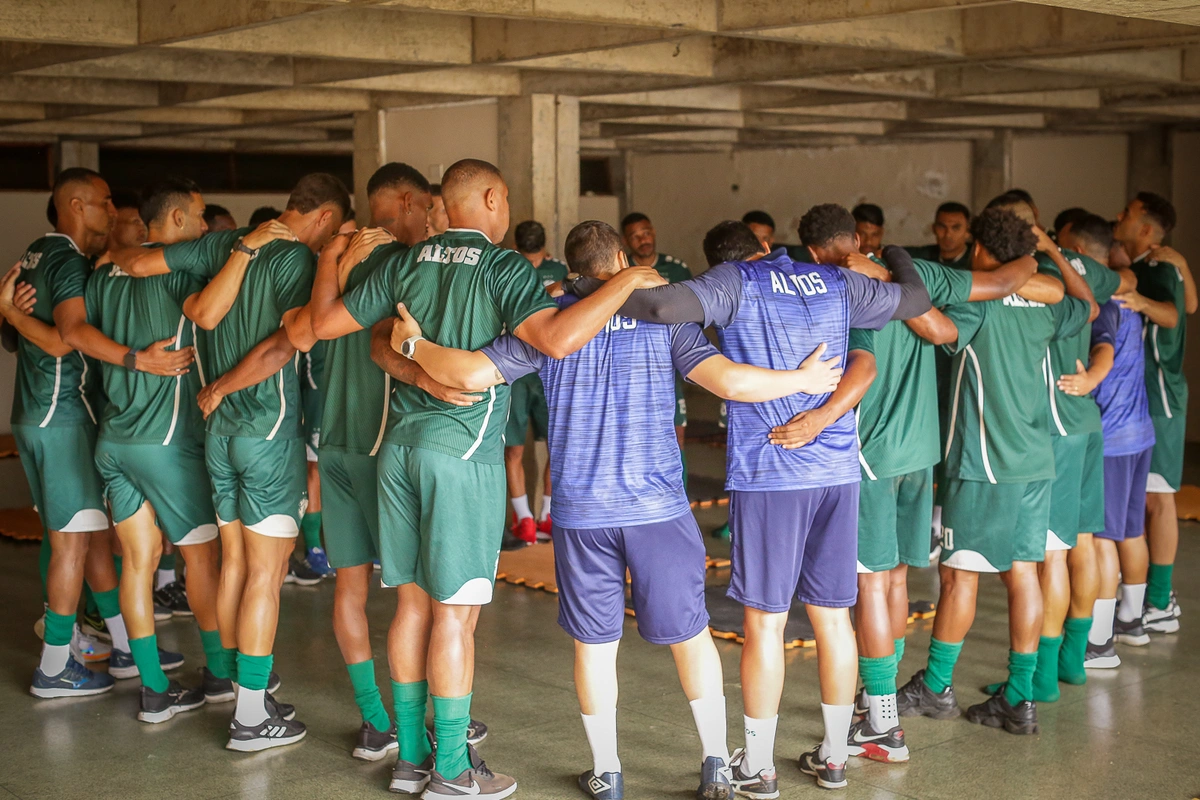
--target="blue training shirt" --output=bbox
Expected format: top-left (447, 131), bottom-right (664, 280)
top-left (685, 250), bottom-right (901, 491)
top-left (1091, 300), bottom-right (1155, 457)
top-left (483, 295), bottom-right (719, 529)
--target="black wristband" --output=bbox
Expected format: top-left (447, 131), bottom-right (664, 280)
top-left (123, 349), bottom-right (139, 371)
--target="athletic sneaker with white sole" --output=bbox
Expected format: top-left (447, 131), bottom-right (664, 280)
top-left (1113, 616), bottom-right (1150, 646)
top-left (697, 755), bottom-right (733, 799)
top-left (728, 748), bottom-right (779, 799)
top-left (846, 718), bottom-right (909, 763)
top-left (227, 713), bottom-right (307, 752)
top-left (30, 655), bottom-right (115, 699)
top-left (108, 646), bottom-right (185, 679)
top-left (390, 749), bottom-right (434, 794)
top-left (423, 745), bottom-right (516, 799)
top-left (578, 769), bottom-right (623, 799)
top-left (852, 687), bottom-right (868, 718)
top-left (71, 624), bottom-right (111, 663)
top-left (138, 680), bottom-right (206, 723)
top-left (352, 720), bottom-right (398, 761)
top-left (797, 745), bottom-right (848, 790)
top-left (1143, 596), bottom-right (1181, 633)
top-left (1083, 638), bottom-right (1121, 669)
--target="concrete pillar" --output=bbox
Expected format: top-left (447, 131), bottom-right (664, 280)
top-left (971, 130), bottom-right (1013, 215)
top-left (353, 109), bottom-right (387, 226)
top-left (1127, 124), bottom-right (1172, 201)
top-left (498, 94), bottom-right (579, 255)
top-left (57, 140), bottom-right (99, 173)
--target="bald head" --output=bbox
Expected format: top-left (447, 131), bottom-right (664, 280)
top-left (438, 158), bottom-right (510, 243)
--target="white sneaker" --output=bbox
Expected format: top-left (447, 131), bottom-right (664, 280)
top-left (71, 624), bottom-right (111, 664)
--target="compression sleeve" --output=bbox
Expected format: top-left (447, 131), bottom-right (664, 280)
top-left (882, 245), bottom-right (933, 321)
top-left (564, 276), bottom-right (708, 325)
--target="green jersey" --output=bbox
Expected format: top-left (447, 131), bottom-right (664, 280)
top-left (942, 293), bottom-right (1091, 484)
top-left (342, 228), bottom-right (556, 465)
top-left (855, 259), bottom-right (974, 479)
top-left (534, 257), bottom-right (568, 286)
top-left (1038, 249), bottom-right (1121, 437)
top-left (1132, 254), bottom-right (1188, 419)
top-left (164, 231), bottom-right (315, 439)
top-left (12, 234), bottom-right (96, 427)
top-left (652, 253), bottom-right (692, 284)
top-left (320, 243), bottom-right (408, 455)
top-left (84, 262), bottom-right (205, 445)
top-left (905, 244), bottom-right (972, 271)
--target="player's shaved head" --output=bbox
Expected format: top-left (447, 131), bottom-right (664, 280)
top-left (441, 159), bottom-right (505, 208)
top-left (52, 167), bottom-right (104, 204)
top-left (986, 192), bottom-right (1038, 226)
top-left (565, 220), bottom-right (623, 278)
top-left (437, 158), bottom-right (510, 243)
top-left (703, 221), bottom-right (763, 267)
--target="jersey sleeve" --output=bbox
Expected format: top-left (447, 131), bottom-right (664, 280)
top-left (1139, 261), bottom-right (1186, 321)
top-left (941, 302), bottom-right (986, 354)
top-left (488, 250), bottom-right (557, 331)
top-left (273, 246), bottom-right (316, 311)
top-left (669, 322), bottom-right (720, 380)
top-left (344, 250), bottom-right (403, 329)
top-left (684, 262), bottom-right (744, 328)
top-left (480, 334), bottom-right (544, 385)
top-left (45, 249), bottom-right (92, 308)
top-left (848, 327), bottom-right (876, 355)
top-left (83, 270), bottom-right (103, 327)
top-left (165, 272), bottom-right (206, 308)
top-left (1091, 300), bottom-right (1119, 348)
top-left (1052, 295), bottom-right (1092, 341)
top-left (162, 229), bottom-right (241, 278)
top-left (1081, 255), bottom-right (1121, 305)
top-left (913, 259), bottom-right (971, 308)
top-left (840, 268), bottom-right (902, 330)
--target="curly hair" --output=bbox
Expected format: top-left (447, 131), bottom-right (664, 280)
top-left (798, 203), bottom-right (855, 248)
top-left (970, 208), bottom-right (1036, 264)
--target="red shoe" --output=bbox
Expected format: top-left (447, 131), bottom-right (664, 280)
top-left (536, 516), bottom-right (552, 541)
top-left (511, 516), bottom-right (537, 545)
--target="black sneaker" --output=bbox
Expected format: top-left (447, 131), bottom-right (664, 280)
top-left (1083, 637), bottom-right (1121, 669)
top-left (266, 692), bottom-right (295, 720)
top-left (797, 744), bottom-right (847, 790)
top-left (226, 712), bottom-right (307, 752)
top-left (846, 717), bottom-right (909, 763)
top-left (390, 747), bottom-right (434, 794)
top-left (108, 646), bottom-right (185, 680)
top-left (697, 755), bottom-right (733, 799)
top-left (852, 687), bottom-right (868, 717)
top-left (428, 718), bottom-right (489, 747)
top-left (965, 692), bottom-right (1038, 735)
top-left (268, 671), bottom-right (282, 693)
top-left (1113, 615), bottom-right (1149, 646)
top-left (896, 670), bottom-right (960, 720)
top-left (579, 769), bottom-right (623, 799)
top-left (81, 611), bottom-right (110, 642)
top-left (138, 679), bottom-right (206, 723)
top-left (155, 582), bottom-right (192, 617)
top-left (423, 745), bottom-right (516, 799)
top-left (908, 600), bottom-right (936, 620)
top-left (202, 667), bottom-right (235, 703)
top-left (153, 602), bottom-right (172, 622)
top-left (284, 557), bottom-right (322, 586)
top-left (728, 748), bottom-right (778, 799)
top-left (352, 719), bottom-right (397, 762)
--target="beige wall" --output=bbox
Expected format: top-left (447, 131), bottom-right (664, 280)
top-left (384, 100), bottom-right (499, 184)
top-left (1012, 133), bottom-right (1129, 224)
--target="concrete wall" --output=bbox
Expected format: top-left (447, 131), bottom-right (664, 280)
top-left (384, 100), bottom-right (499, 184)
top-left (1012, 133), bottom-right (1129, 225)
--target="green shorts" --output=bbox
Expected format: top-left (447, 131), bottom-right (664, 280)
top-left (505, 373), bottom-right (548, 446)
top-left (12, 423), bottom-right (107, 533)
top-left (940, 478), bottom-right (1050, 572)
top-left (95, 437), bottom-right (218, 545)
top-left (205, 433), bottom-right (307, 537)
top-left (302, 382), bottom-right (322, 462)
top-left (857, 466), bottom-right (934, 573)
top-left (674, 376), bottom-right (687, 428)
top-left (377, 444), bottom-right (507, 604)
top-left (1048, 432), bottom-right (1105, 549)
top-left (320, 448), bottom-right (380, 568)
top-left (1147, 414), bottom-right (1184, 493)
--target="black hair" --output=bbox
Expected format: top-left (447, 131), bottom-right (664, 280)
top-left (1135, 191), bottom-right (1176, 234)
top-left (798, 203), bottom-right (855, 248)
top-left (514, 220), bottom-right (546, 254)
top-left (111, 189), bottom-right (141, 212)
top-left (52, 167), bottom-right (103, 195)
top-left (986, 191), bottom-right (1031, 211)
top-left (1072, 213), bottom-right (1114, 255)
top-left (564, 220), bottom-right (622, 278)
top-left (248, 206), bottom-right (282, 226)
top-left (969, 208), bottom-right (1037, 264)
top-left (852, 203), bottom-right (885, 228)
top-left (703, 221), bottom-right (762, 267)
top-left (741, 210), bottom-right (775, 231)
top-left (203, 204), bottom-right (233, 226)
top-left (441, 159), bottom-right (503, 196)
top-left (1053, 207), bottom-right (1089, 236)
top-left (45, 195), bottom-right (57, 227)
top-left (935, 201), bottom-right (971, 221)
top-left (140, 177), bottom-right (200, 226)
top-left (620, 212), bottom-right (650, 232)
top-left (285, 172), bottom-right (352, 220)
top-left (429, 183), bottom-right (442, 197)
top-left (367, 162), bottom-right (431, 198)
top-left (1005, 188), bottom-right (1035, 207)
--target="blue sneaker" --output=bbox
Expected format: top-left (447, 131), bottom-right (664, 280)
top-left (31, 655), bottom-right (115, 698)
top-left (579, 769), bottom-right (623, 799)
top-left (109, 647), bottom-right (186, 680)
top-left (306, 547), bottom-right (334, 577)
top-left (697, 755), bottom-right (733, 799)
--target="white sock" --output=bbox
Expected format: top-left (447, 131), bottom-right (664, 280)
top-left (1117, 583), bottom-right (1146, 623)
top-left (819, 703), bottom-right (854, 766)
top-left (742, 715), bottom-right (777, 775)
top-left (104, 614), bottom-right (130, 653)
top-left (689, 696), bottom-right (730, 763)
top-left (539, 494), bottom-right (552, 522)
top-left (868, 692), bottom-right (899, 732)
top-left (931, 505), bottom-right (942, 536)
top-left (235, 686), bottom-right (269, 727)
top-left (156, 569), bottom-right (176, 590)
top-left (511, 494), bottom-right (532, 521)
top-left (1090, 598), bottom-right (1116, 645)
top-left (581, 709), bottom-right (620, 775)
top-left (39, 642), bottom-right (70, 676)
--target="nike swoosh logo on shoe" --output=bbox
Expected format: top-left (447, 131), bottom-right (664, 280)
top-left (853, 730), bottom-right (890, 743)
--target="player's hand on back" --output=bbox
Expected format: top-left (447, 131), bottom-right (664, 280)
top-left (842, 252), bottom-right (889, 281)
top-left (134, 336), bottom-right (194, 376)
top-left (12, 278), bottom-right (36, 315)
top-left (242, 219), bottom-right (297, 251)
top-left (1033, 225), bottom-right (1056, 254)
top-left (339, 227), bottom-right (394, 272)
top-left (767, 406), bottom-right (835, 451)
top-left (390, 303), bottom-right (422, 352)
top-left (795, 342), bottom-right (843, 394)
top-left (619, 266), bottom-right (668, 290)
top-left (197, 382), bottom-right (224, 419)
top-left (1056, 359), bottom-right (1095, 397)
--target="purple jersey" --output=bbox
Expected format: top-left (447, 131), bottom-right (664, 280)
top-left (483, 296), bottom-right (718, 528)
top-left (1092, 300), bottom-right (1155, 457)
top-left (686, 251), bottom-right (900, 491)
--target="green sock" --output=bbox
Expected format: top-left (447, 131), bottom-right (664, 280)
top-left (392, 680), bottom-right (432, 765)
top-left (346, 659), bottom-right (391, 732)
top-left (1031, 635), bottom-right (1062, 703)
top-left (301, 511), bottom-right (323, 551)
top-left (38, 535), bottom-right (51, 605)
top-left (236, 652), bottom-right (272, 691)
top-left (432, 693), bottom-right (473, 778)
top-left (113, 555), bottom-right (123, 581)
top-left (1003, 649), bottom-right (1038, 706)
top-left (894, 637), bottom-right (906, 665)
top-left (92, 587), bottom-right (121, 620)
top-left (1147, 563), bottom-right (1173, 610)
top-left (44, 608), bottom-right (75, 648)
top-left (222, 647), bottom-right (238, 684)
top-left (923, 638), bottom-right (962, 693)
top-left (84, 584), bottom-right (99, 619)
top-left (859, 654), bottom-right (897, 697)
top-left (199, 628), bottom-right (224, 676)
top-left (1059, 617), bottom-right (1091, 685)
top-left (130, 635), bottom-right (169, 693)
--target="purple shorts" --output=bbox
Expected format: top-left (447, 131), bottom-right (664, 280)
top-left (553, 513), bottom-right (709, 645)
top-left (727, 484), bottom-right (860, 613)
top-left (1097, 448), bottom-right (1152, 542)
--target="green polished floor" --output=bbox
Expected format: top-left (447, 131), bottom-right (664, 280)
top-left (0, 441), bottom-right (1198, 799)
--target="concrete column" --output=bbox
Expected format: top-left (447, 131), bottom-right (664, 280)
top-left (1127, 124), bottom-right (1172, 201)
top-left (353, 109), bottom-right (387, 225)
top-left (57, 140), bottom-right (99, 173)
top-left (971, 129), bottom-right (1013, 215)
top-left (498, 94), bottom-right (580, 255)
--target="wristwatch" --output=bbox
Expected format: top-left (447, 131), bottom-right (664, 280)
top-left (232, 238), bottom-right (259, 260)
top-left (123, 349), bottom-right (139, 372)
top-left (400, 335), bottom-right (425, 360)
